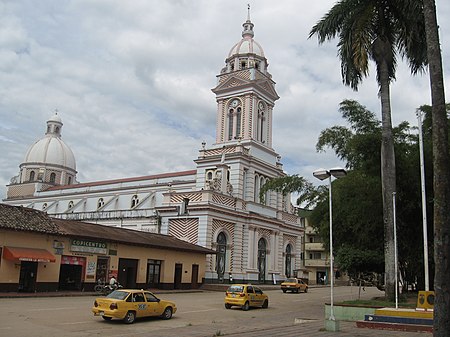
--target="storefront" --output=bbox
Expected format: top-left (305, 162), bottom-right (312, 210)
top-left (59, 256), bottom-right (86, 290)
top-left (2, 246), bottom-right (56, 292)
top-left (0, 204), bottom-right (214, 292)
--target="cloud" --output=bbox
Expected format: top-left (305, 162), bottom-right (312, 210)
top-left (1, 0), bottom-right (449, 199)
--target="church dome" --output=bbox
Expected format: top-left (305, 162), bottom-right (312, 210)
top-left (228, 12), bottom-right (265, 59)
top-left (228, 34), bottom-right (265, 58)
top-left (24, 136), bottom-right (76, 171)
top-left (22, 113), bottom-right (76, 173)
top-left (222, 9), bottom-right (269, 75)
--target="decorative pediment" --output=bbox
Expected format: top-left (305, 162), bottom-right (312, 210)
top-left (212, 76), bottom-right (250, 92)
top-left (213, 76), bottom-right (279, 101)
top-left (254, 79), bottom-right (280, 101)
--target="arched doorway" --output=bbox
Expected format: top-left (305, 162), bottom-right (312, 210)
top-left (216, 232), bottom-right (227, 283)
top-left (258, 238), bottom-right (267, 283)
top-left (285, 244), bottom-right (292, 278)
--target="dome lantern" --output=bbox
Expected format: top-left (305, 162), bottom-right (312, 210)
top-left (16, 112), bottom-right (77, 188)
top-left (46, 111), bottom-right (63, 137)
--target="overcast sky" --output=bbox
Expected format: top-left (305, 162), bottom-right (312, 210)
top-left (1, 0), bottom-right (449, 200)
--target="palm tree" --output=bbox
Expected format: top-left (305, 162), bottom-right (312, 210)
top-left (309, 0), bottom-right (427, 300)
top-left (422, 1), bottom-right (450, 335)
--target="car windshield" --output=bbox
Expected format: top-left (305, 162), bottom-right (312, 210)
top-left (107, 290), bottom-right (129, 300)
top-left (285, 278), bottom-right (296, 283)
top-left (228, 285), bottom-right (244, 293)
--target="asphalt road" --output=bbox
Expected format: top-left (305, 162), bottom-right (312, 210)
top-left (0, 286), bottom-right (386, 337)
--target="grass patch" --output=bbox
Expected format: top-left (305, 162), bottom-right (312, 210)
top-left (339, 294), bottom-right (417, 308)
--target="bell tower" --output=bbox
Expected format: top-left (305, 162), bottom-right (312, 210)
top-left (195, 8), bottom-right (285, 203)
top-left (212, 8), bottom-right (279, 150)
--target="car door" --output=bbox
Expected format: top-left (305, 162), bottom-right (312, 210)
top-left (132, 291), bottom-right (151, 318)
top-left (246, 286), bottom-right (256, 306)
top-left (144, 291), bottom-right (163, 316)
top-left (299, 280), bottom-right (306, 291)
top-left (253, 287), bottom-right (264, 306)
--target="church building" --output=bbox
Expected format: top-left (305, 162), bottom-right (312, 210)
top-left (3, 13), bottom-right (305, 285)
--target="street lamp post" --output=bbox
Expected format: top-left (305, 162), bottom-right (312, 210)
top-left (313, 167), bottom-right (347, 328)
top-left (416, 110), bottom-right (429, 291)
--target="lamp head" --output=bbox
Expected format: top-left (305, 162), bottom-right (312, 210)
top-left (313, 169), bottom-right (330, 181)
top-left (313, 167), bottom-right (347, 181)
top-left (329, 167), bottom-right (347, 178)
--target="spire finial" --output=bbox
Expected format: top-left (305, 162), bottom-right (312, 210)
top-left (242, 4), bottom-right (254, 38)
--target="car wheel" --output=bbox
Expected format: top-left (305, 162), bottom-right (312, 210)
top-left (304, 288), bottom-right (308, 293)
top-left (296, 289), bottom-right (299, 293)
top-left (225, 303), bottom-right (232, 309)
top-left (102, 316), bottom-right (112, 321)
top-left (123, 311), bottom-right (136, 324)
top-left (161, 307), bottom-right (173, 320)
top-left (262, 300), bottom-right (268, 309)
top-left (242, 301), bottom-right (250, 311)
top-left (94, 284), bottom-right (103, 293)
top-left (282, 289), bottom-right (287, 293)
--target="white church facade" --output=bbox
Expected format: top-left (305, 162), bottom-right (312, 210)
top-left (4, 14), bottom-right (305, 284)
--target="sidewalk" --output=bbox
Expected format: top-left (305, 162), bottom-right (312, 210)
top-left (0, 288), bottom-right (203, 298)
top-left (230, 320), bottom-right (429, 337)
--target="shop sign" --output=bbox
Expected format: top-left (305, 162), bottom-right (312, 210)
top-left (71, 239), bottom-right (107, 254)
top-left (86, 261), bottom-right (96, 276)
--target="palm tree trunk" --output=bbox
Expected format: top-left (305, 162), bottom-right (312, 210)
top-left (378, 61), bottom-right (397, 301)
top-left (422, 1), bottom-right (450, 335)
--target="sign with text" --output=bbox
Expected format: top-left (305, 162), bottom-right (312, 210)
top-left (71, 239), bottom-right (108, 254)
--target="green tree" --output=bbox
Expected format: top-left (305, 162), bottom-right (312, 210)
top-left (309, 0), bottom-right (427, 300)
top-left (315, 100), bottom-right (427, 292)
top-left (261, 100), bottom-right (444, 294)
top-left (422, 1), bottom-right (450, 334)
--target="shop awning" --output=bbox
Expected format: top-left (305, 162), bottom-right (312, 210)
top-left (3, 247), bottom-right (56, 263)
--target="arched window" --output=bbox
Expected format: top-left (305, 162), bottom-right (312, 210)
top-left (285, 244), bottom-right (292, 278)
top-left (260, 177), bottom-right (265, 204)
top-left (260, 177), bottom-right (270, 205)
top-left (228, 109), bottom-right (234, 140)
top-left (131, 195), bottom-right (139, 208)
top-left (235, 107), bottom-right (241, 138)
top-left (49, 172), bottom-right (56, 183)
top-left (67, 176), bottom-right (72, 185)
top-left (216, 232), bottom-right (227, 283)
top-left (97, 198), bottom-right (104, 209)
top-left (29, 171), bottom-right (35, 181)
top-left (258, 238), bottom-right (267, 283)
top-left (207, 171), bottom-right (213, 180)
top-left (243, 169), bottom-right (248, 200)
top-left (254, 175), bottom-right (260, 202)
top-left (259, 112), bottom-right (265, 141)
top-left (227, 99), bottom-right (242, 141)
top-left (257, 102), bottom-right (266, 142)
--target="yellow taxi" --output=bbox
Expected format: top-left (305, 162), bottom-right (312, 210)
top-left (224, 284), bottom-right (269, 310)
top-left (92, 289), bottom-right (177, 324)
top-left (281, 278), bottom-right (308, 293)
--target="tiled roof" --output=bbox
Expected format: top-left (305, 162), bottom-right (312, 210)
top-left (45, 170), bottom-right (197, 191)
top-left (0, 203), bottom-right (214, 254)
top-left (0, 203), bottom-right (60, 234)
top-left (53, 218), bottom-right (214, 254)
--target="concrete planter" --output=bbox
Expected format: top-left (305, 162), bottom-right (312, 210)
top-left (325, 303), bottom-right (381, 321)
